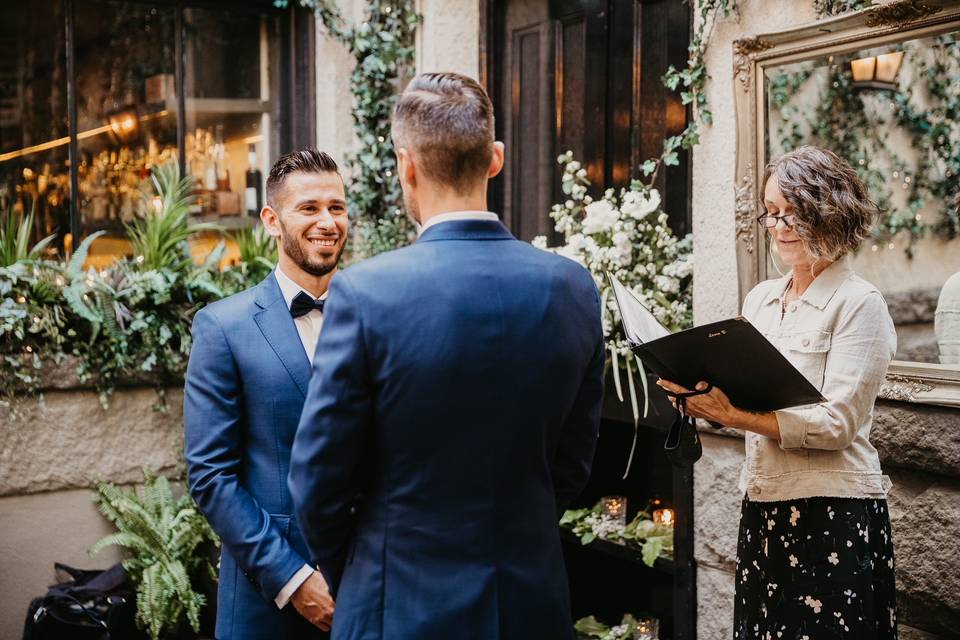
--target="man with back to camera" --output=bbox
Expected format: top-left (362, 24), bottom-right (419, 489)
top-left (184, 149), bottom-right (348, 638)
top-left (288, 72), bottom-right (605, 640)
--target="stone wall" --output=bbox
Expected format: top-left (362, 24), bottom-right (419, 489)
top-left (415, 0), bottom-right (481, 79)
top-left (313, 0), bottom-right (482, 176)
top-left (0, 385), bottom-right (184, 639)
top-left (694, 400), bottom-right (960, 639)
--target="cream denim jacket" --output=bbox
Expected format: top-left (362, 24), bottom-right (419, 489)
top-left (737, 257), bottom-right (897, 502)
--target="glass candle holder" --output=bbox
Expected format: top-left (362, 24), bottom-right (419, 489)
top-left (600, 496), bottom-right (628, 525)
top-left (633, 616), bottom-right (659, 640)
top-left (652, 508), bottom-right (674, 527)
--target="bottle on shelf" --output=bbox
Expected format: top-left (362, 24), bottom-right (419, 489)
top-left (215, 124), bottom-right (231, 192)
top-left (246, 144), bottom-right (263, 217)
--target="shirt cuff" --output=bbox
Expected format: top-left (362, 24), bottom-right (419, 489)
top-left (775, 408), bottom-right (808, 450)
top-left (274, 563), bottom-right (314, 609)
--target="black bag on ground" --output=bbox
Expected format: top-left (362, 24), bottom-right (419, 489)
top-left (22, 562), bottom-right (145, 640)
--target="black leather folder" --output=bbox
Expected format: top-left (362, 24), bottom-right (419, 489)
top-left (608, 273), bottom-right (825, 412)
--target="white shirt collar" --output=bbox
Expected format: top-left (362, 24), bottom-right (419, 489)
top-left (418, 210), bottom-right (499, 235)
top-left (274, 266), bottom-right (328, 309)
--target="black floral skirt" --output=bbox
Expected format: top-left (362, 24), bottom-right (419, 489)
top-left (733, 496), bottom-right (898, 640)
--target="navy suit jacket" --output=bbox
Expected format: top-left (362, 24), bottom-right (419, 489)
top-left (184, 274), bottom-right (327, 639)
top-left (289, 219), bottom-right (605, 640)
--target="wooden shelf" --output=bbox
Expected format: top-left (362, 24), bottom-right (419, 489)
top-left (560, 527), bottom-right (675, 576)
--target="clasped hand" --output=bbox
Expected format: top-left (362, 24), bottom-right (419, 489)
top-left (656, 379), bottom-right (735, 426)
top-left (291, 570), bottom-right (335, 631)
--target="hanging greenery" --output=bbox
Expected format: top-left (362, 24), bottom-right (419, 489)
top-left (276, 0), bottom-right (421, 260)
top-left (813, 0), bottom-right (874, 17)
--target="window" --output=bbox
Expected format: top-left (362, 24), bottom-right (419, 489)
top-left (0, 0), bottom-right (313, 263)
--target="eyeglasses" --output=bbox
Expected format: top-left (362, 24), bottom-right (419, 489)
top-left (756, 213), bottom-right (797, 229)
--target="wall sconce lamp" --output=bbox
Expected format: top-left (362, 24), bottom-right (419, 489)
top-left (850, 51), bottom-right (904, 90)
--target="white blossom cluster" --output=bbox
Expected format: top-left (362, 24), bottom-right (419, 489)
top-left (533, 151), bottom-right (694, 364)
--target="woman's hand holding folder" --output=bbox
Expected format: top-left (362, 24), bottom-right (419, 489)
top-left (656, 379), bottom-right (782, 441)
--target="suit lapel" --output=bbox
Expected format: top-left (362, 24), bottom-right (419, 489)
top-left (253, 274), bottom-right (312, 398)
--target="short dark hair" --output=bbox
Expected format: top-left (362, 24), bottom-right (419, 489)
top-left (265, 149), bottom-right (340, 208)
top-left (763, 145), bottom-right (876, 261)
top-left (391, 72), bottom-right (494, 193)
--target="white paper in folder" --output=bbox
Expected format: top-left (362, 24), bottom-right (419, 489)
top-left (607, 273), bottom-right (671, 344)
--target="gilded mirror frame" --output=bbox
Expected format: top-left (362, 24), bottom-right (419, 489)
top-left (732, 0), bottom-right (960, 407)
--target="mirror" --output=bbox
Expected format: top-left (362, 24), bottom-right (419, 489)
top-left (733, 0), bottom-right (960, 406)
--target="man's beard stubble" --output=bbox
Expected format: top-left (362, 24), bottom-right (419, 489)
top-left (278, 219), bottom-right (344, 277)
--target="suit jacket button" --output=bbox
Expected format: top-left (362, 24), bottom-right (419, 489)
top-left (349, 505), bottom-right (358, 515)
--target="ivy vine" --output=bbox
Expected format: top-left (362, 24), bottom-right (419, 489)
top-left (813, 0), bottom-right (874, 17)
top-left (275, 0), bottom-right (421, 260)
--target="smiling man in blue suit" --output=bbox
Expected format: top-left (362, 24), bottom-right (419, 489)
top-left (289, 73), bottom-right (605, 640)
top-left (185, 150), bottom-right (347, 639)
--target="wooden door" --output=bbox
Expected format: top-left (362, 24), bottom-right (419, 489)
top-left (486, 0), bottom-right (692, 240)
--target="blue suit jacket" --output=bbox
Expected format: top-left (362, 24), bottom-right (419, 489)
top-left (184, 274), bottom-right (327, 639)
top-left (289, 220), bottom-right (605, 640)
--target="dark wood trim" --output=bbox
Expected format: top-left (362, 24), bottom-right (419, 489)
top-left (65, 0), bottom-right (80, 245)
top-left (672, 458), bottom-right (696, 640)
top-left (481, 0), bottom-right (506, 217)
top-left (278, 6), bottom-right (317, 153)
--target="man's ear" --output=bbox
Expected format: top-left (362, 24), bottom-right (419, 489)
top-left (397, 147), bottom-right (416, 190)
top-left (260, 206), bottom-right (282, 238)
top-left (488, 141), bottom-right (505, 179)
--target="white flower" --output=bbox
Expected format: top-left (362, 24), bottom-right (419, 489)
top-left (654, 275), bottom-right (679, 294)
top-left (531, 235), bottom-right (549, 250)
top-left (582, 200), bottom-right (620, 235)
top-left (621, 188), bottom-right (661, 220)
top-left (556, 243), bottom-right (586, 267)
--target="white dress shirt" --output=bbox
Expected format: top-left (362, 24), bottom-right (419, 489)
top-left (418, 210), bottom-right (500, 235)
top-left (273, 266), bottom-right (327, 607)
top-left (275, 266), bottom-right (327, 364)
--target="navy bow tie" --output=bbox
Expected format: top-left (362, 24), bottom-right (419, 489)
top-left (290, 291), bottom-right (325, 318)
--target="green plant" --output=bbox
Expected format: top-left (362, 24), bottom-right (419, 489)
top-left (126, 161), bottom-right (218, 272)
top-left (0, 209), bottom-right (55, 267)
top-left (276, 0), bottom-right (421, 260)
top-left (1, 162), bottom-right (252, 408)
top-left (233, 223), bottom-right (278, 284)
top-left (92, 470), bottom-right (218, 640)
top-left (575, 614), bottom-right (642, 640)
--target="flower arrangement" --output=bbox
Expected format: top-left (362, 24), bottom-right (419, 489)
top-left (560, 500), bottom-right (674, 568)
top-left (533, 153), bottom-right (693, 472)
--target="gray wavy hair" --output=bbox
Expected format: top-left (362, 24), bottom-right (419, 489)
top-left (763, 145), bottom-right (877, 262)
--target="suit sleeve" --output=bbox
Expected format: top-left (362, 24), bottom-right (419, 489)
top-left (552, 281), bottom-right (605, 518)
top-left (183, 308), bottom-right (308, 603)
top-left (288, 274), bottom-right (373, 591)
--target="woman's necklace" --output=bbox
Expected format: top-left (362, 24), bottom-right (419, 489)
top-left (781, 277), bottom-right (794, 320)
